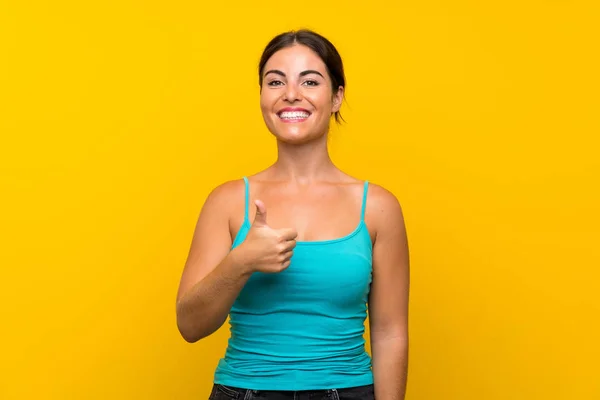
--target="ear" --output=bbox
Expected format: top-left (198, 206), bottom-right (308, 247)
top-left (332, 86), bottom-right (344, 113)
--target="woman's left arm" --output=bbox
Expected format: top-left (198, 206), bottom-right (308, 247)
top-left (368, 186), bottom-right (410, 400)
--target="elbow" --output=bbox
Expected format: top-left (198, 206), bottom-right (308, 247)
top-left (371, 334), bottom-right (408, 361)
top-left (177, 316), bottom-right (209, 343)
top-left (175, 303), bottom-right (218, 343)
top-left (176, 302), bottom-right (204, 343)
top-left (179, 329), bottom-right (202, 344)
top-left (370, 326), bottom-right (409, 348)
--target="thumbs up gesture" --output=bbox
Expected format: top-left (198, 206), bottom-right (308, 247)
top-left (237, 200), bottom-right (298, 274)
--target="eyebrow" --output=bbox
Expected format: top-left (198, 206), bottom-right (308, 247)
top-left (264, 69), bottom-right (325, 79)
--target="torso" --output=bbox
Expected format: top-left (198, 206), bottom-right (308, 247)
top-left (214, 169), bottom-right (378, 390)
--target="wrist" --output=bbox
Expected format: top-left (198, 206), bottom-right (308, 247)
top-left (228, 246), bottom-right (255, 277)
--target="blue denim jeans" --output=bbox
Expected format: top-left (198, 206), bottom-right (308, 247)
top-left (208, 384), bottom-right (375, 400)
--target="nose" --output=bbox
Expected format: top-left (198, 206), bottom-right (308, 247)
top-left (283, 83), bottom-right (301, 103)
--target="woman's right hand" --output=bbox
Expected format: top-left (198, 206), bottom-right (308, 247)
top-left (235, 199), bottom-right (297, 274)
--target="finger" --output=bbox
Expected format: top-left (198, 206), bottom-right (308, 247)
top-left (253, 199), bottom-right (267, 226)
top-left (283, 240), bottom-right (296, 252)
top-left (280, 250), bottom-right (294, 261)
top-left (278, 228), bottom-right (298, 241)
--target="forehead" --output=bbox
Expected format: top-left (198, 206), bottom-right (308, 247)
top-left (263, 44), bottom-right (328, 75)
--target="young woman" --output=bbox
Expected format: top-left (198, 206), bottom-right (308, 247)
top-left (176, 29), bottom-right (410, 400)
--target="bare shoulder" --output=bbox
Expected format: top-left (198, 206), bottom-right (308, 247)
top-left (202, 178), bottom-right (245, 211)
top-left (195, 178), bottom-right (247, 237)
top-left (366, 182), bottom-right (403, 215)
top-left (365, 182), bottom-right (406, 237)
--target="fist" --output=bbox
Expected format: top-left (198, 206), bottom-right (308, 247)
top-left (237, 199), bottom-right (297, 274)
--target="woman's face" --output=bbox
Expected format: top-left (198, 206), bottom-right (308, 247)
top-left (260, 44), bottom-right (343, 144)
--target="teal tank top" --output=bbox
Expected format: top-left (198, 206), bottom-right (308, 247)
top-left (214, 177), bottom-right (373, 390)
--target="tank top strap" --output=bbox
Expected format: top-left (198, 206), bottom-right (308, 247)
top-left (360, 180), bottom-right (369, 221)
top-left (243, 176), bottom-right (250, 223)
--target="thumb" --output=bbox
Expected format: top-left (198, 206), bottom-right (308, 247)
top-left (252, 199), bottom-right (268, 226)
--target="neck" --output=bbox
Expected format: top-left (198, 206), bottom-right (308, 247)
top-left (272, 134), bottom-right (336, 184)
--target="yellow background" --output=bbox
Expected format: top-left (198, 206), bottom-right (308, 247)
top-left (1, 1), bottom-right (599, 399)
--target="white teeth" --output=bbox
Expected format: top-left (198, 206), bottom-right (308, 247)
top-left (279, 111), bottom-right (310, 120)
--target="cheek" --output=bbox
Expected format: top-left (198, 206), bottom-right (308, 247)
top-left (260, 92), bottom-right (277, 114)
top-left (308, 92), bottom-right (333, 114)
top-left (259, 98), bottom-right (267, 114)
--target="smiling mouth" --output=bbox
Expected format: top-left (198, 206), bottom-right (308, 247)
top-left (278, 110), bottom-right (311, 122)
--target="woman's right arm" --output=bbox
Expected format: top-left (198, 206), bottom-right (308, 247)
top-left (175, 181), bottom-right (251, 343)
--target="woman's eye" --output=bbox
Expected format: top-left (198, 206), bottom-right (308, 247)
top-left (267, 80), bottom-right (283, 86)
top-left (303, 80), bottom-right (319, 86)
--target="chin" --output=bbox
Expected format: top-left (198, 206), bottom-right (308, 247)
top-left (273, 128), bottom-right (326, 145)
top-left (274, 133), bottom-right (314, 145)
top-left (270, 122), bottom-right (328, 144)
